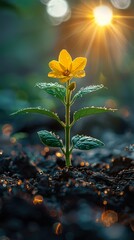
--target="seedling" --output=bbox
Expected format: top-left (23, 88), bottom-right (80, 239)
top-left (12, 49), bottom-right (116, 167)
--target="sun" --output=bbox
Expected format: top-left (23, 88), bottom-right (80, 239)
top-left (60, 1), bottom-right (134, 73)
top-left (93, 5), bottom-right (113, 26)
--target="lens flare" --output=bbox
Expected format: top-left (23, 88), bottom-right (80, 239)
top-left (46, 0), bottom-right (70, 25)
top-left (93, 5), bottom-right (113, 26)
top-left (46, 0), bottom-right (69, 18)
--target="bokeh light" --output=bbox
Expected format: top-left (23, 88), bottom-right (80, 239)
top-left (101, 210), bottom-right (118, 227)
top-left (33, 195), bottom-right (44, 205)
top-left (47, 0), bottom-right (68, 18)
top-left (111, 0), bottom-right (131, 9)
top-left (93, 5), bottom-right (113, 26)
top-left (2, 124), bottom-right (13, 137)
top-left (46, 0), bottom-right (71, 25)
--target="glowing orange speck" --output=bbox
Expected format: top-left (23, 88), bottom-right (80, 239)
top-left (0, 150), bottom-right (3, 155)
top-left (101, 210), bottom-right (118, 227)
top-left (53, 222), bottom-right (62, 235)
top-left (33, 195), bottom-right (44, 205)
top-left (104, 190), bottom-right (108, 195)
top-left (56, 152), bottom-right (63, 158)
top-left (17, 180), bottom-right (22, 185)
top-left (8, 188), bottom-right (12, 193)
top-left (80, 161), bottom-right (85, 167)
top-left (103, 200), bottom-right (108, 205)
top-left (41, 146), bottom-right (50, 156)
top-left (98, 191), bottom-right (101, 196)
top-left (105, 164), bottom-right (110, 169)
top-left (44, 147), bottom-right (49, 152)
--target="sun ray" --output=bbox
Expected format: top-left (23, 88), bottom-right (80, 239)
top-left (114, 19), bottom-right (134, 30)
top-left (59, 1), bottom-right (134, 74)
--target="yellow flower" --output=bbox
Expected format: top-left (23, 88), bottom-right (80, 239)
top-left (48, 49), bottom-right (87, 83)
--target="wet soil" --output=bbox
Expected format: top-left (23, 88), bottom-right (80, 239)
top-left (0, 139), bottom-right (134, 240)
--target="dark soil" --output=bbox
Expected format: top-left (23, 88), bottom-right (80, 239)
top-left (0, 137), bottom-right (134, 240)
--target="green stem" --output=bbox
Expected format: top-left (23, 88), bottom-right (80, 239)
top-left (65, 81), bottom-right (71, 167)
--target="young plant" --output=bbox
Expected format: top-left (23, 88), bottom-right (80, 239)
top-left (12, 49), bottom-right (116, 167)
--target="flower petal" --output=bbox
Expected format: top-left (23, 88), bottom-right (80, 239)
top-left (72, 57), bottom-right (87, 73)
top-left (58, 49), bottom-right (72, 70)
top-left (48, 71), bottom-right (64, 78)
top-left (73, 70), bottom-right (86, 78)
top-left (49, 60), bottom-right (62, 73)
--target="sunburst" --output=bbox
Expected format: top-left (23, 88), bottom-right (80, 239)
top-left (61, 0), bottom-right (134, 75)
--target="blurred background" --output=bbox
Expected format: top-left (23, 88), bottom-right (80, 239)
top-left (0, 0), bottom-right (134, 144)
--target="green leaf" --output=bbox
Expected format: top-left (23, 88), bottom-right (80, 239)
top-left (72, 135), bottom-right (104, 150)
top-left (38, 130), bottom-right (63, 148)
top-left (11, 107), bottom-right (63, 125)
top-left (36, 82), bottom-right (66, 103)
top-left (72, 84), bottom-right (104, 103)
top-left (73, 107), bottom-right (117, 123)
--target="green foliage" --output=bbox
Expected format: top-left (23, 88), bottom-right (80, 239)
top-left (38, 130), bottom-right (63, 148)
top-left (73, 107), bottom-right (116, 123)
top-left (72, 84), bottom-right (104, 103)
top-left (72, 135), bottom-right (104, 150)
top-left (11, 107), bottom-right (63, 125)
top-left (12, 82), bottom-right (116, 166)
top-left (12, 75), bottom-right (116, 166)
top-left (36, 82), bottom-right (66, 103)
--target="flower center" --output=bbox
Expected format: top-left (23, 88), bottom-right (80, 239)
top-left (63, 69), bottom-right (70, 76)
